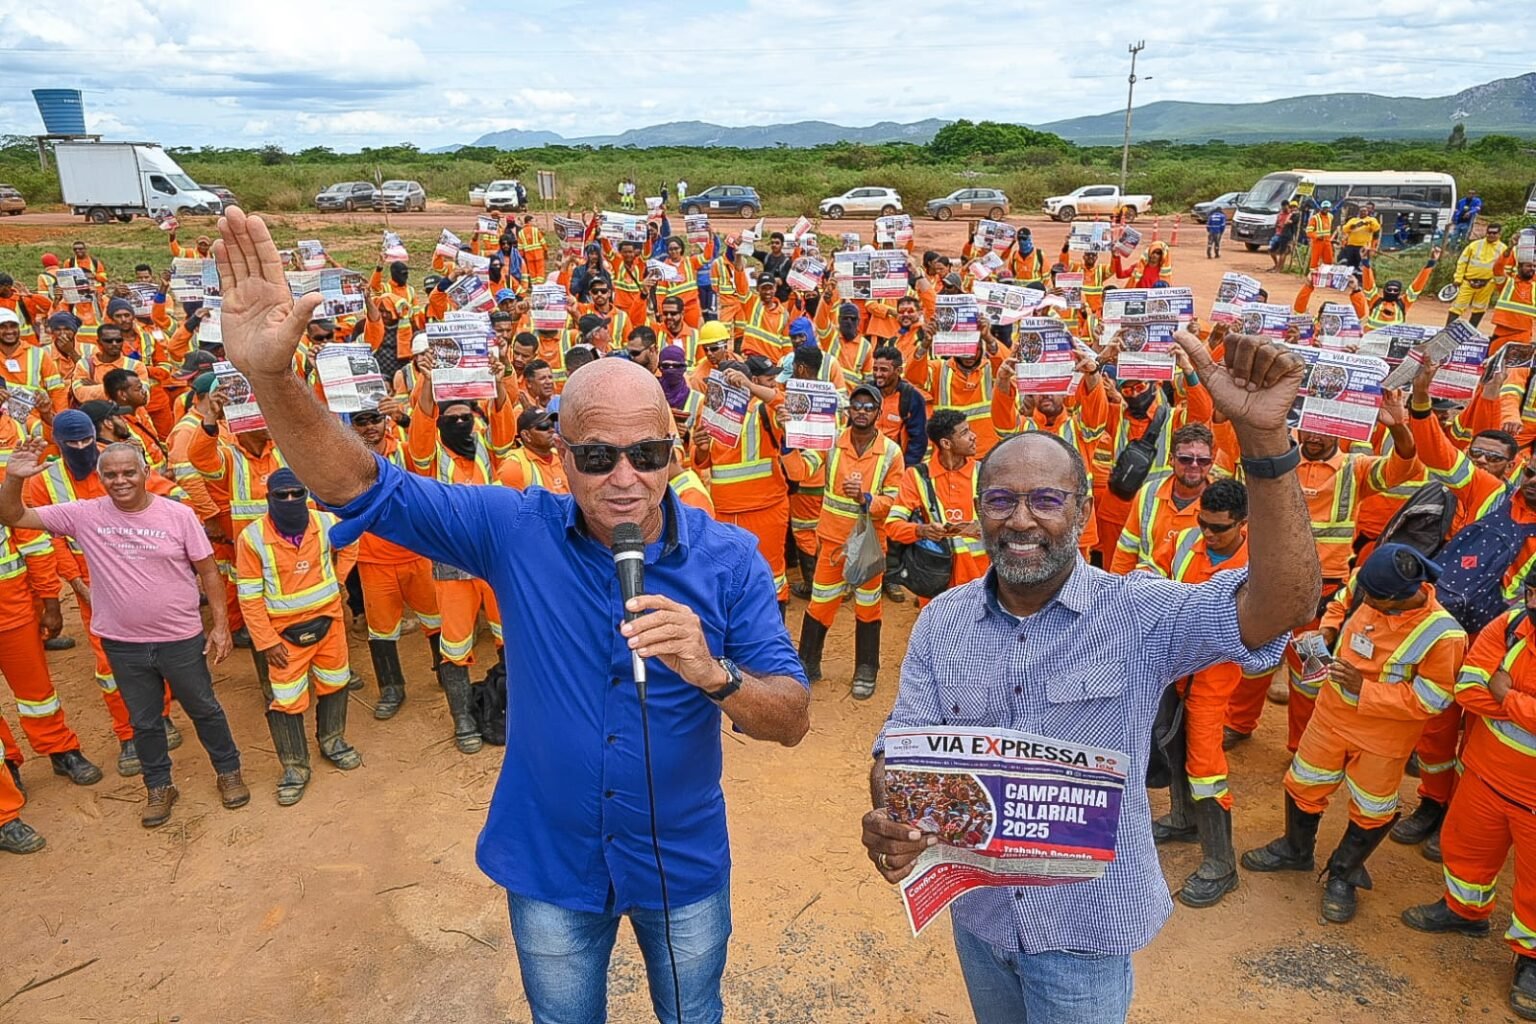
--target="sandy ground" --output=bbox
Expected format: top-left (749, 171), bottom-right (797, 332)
top-left (0, 210), bottom-right (1491, 1024)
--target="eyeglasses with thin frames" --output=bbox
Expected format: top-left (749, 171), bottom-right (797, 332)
top-left (977, 487), bottom-right (1078, 521)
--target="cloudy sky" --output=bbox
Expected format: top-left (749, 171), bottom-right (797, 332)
top-left (1, 0), bottom-right (1530, 151)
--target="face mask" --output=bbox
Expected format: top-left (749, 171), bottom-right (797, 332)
top-left (267, 493), bottom-right (310, 536)
top-left (438, 415), bottom-right (477, 459)
top-left (1124, 386), bottom-right (1158, 418)
top-left (389, 263), bottom-right (409, 287)
top-left (62, 443), bottom-right (98, 481)
top-left (1521, 268), bottom-right (1536, 281)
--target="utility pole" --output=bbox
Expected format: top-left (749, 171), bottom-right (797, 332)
top-left (1119, 41), bottom-right (1145, 195)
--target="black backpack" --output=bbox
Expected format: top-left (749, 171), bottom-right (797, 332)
top-left (1435, 492), bottom-right (1536, 635)
top-left (892, 464), bottom-right (955, 599)
top-left (472, 660), bottom-right (508, 746)
top-left (1375, 480), bottom-right (1458, 557)
top-left (1108, 401), bottom-right (1170, 501)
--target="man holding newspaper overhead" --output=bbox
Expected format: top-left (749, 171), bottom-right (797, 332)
top-left (862, 331), bottom-right (1320, 1024)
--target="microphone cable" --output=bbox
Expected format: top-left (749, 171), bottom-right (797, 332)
top-left (636, 667), bottom-right (685, 1024)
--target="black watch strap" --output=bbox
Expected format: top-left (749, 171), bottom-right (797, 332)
top-left (1240, 442), bottom-right (1302, 480)
top-left (704, 658), bottom-right (743, 702)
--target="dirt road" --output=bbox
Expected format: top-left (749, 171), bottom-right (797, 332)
top-left (1, 207), bottom-right (1485, 1023)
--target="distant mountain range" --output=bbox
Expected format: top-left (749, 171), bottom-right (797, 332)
top-left (434, 74), bottom-right (1536, 151)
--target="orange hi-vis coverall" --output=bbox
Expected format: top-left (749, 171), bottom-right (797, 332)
top-left (1227, 446), bottom-right (1419, 746)
top-left (739, 295), bottom-right (794, 362)
top-left (0, 724), bottom-right (24, 825)
top-left (696, 397), bottom-right (794, 601)
top-left (1155, 527), bottom-right (1258, 809)
top-left (606, 250), bottom-right (649, 327)
top-left (166, 411), bottom-right (241, 630)
top-left (670, 470), bottom-right (715, 516)
top-left (24, 462), bottom-right (183, 740)
top-left (236, 511), bottom-right (357, 714)
top-left (1439, 608), bottom-right (1536, 955)
top-left (1489, 252), bottom-right (1536, 350)
top-left (407, 402), bottom-right (514, 665)
top-left (885, 455), bottom-right (988, 602)
top-left (358, 436), bottom-right (441, 643)
top-left (907, 352), bottom-right (1015, 456)
top-left (517, 223), bottom-right (548, 283)
top-left (496, 446), bottom-right (569, 492)
top-left (1284, 584), bottom-right (1465, 829)
top-left (805, 430), bottom-right (903, 628)
top-left (656, 241), bottom-right (717, 329)
top-left (1111, 473), bottom-right (1207, 575)
top-left (1306, 211), bottom-right (1335, 269)
top-left (0, 342), bottom-right (66, 414)
top-left (0, 521), bottom-right (86, 758)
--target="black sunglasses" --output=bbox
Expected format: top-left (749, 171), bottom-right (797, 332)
top-left (566, 439), bottom-right (673, 475)
top-left (270, 488), bottom-right (308, 501)
top-left (659, 361), bottom-right (686, 370)
top-left (1197, 517), bottom-right (1239, 533)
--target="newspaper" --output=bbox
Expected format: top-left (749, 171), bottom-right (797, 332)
top-left (1210, 272), bottom-right (1262, 325)
top-left (875, 214), bottom-right (914, 246)
top-left (315, 342), bottom-right (389, 413)
top-left (1516, 228), bottom-right (1536, 265)
top-left (884, 726), bottom-right (1127, 936)
top-left (475, 215), bottom-right (499, 235)
top-left (600, 211), bottom-right (649, 244)
top-left (839, 232), bottom-right (861, 251)
top-left (454, 250), bottom-right (491, 278)
top-left (56, 268), bottom-right (92, 305)
top-left (1233, 302), bottom-right (1297, 340)
top-left (973, 219), bottom-right (1016, 254)
top-left (685, 213), bottom-right (710, 249)
top-left (446, 274), bottom-right (494, 314)
top-left (1055, 272), bottom-right (1083, 310)
top-left (785, 216), bottom-right (814, 248)
top-left (1011, 318), bottom-right (1078, 395)
top-left (153, 209), bottom-right (178, 233)
top-left (198, 308), bottom-right (223, 347)
top-left (427, 320), bottom-right (496, 402)
top-left (646, 259), bottom-right (681, 283)
top-left (213, 360), bottom-right (265, 433)
top-left (786, 257), bottom-right (826, 292)
top-left (435, 228), bottom-right (464, 260)
top-left (1358, 324), bottom-right (1435, 365)
top-left (1290, 313), bottom-right (1316, 342)
top-left (1067, 222), bottom-right (1113, 253)
top-left (127, 283), bottom-right (158, 318)
top-left (530, 284), bottom-right (569, 332)
top-left (382, 231), bottom-right (408, 263)
top-left (932, 295), bottom-right (982, 358)
top-left (554, 216), bottom-right (586, 259)
top-left (1426, 321), bottom-right (1491, 402)
top-left (783, 379), bottom-right (840, 450)
top-left (971, 283), bottom-right (1044, 326)
top-left (1289, 347), bottom-right (1390, 443)
top-left (834, 251), bottom-right (908, 301)
top-left (1315, 303), bottom-right (1363, 348)
top-left (1101, 287), bottom-right (1195, 375)
top-left (286, 269), bottom-right (367, 320)
top-left (701, 371), bottom-right (750, 447)
top-left (1112, 226), bottom-right (1141, 257)
top-left (2, 384), bottom-right (43, 423)
top-left (296, 240), bottom-right (327, 271)
top-left (169, 259), bottom-right (218, 303)
top-left (1310, 264), bottom-right (1356, 291)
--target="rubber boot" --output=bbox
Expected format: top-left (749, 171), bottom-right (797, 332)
top-left (250, 646), bottom-right (273, 695)
top-left (1179, 799), bottom-right (1239, 907)
top-left (1152, 707), bottom-right (1197, 844)
top-left (790, 550), bottom-right (816, 599)
top-left (440, 662), bottom-right (482, 754)
top-left (1320, 818), bottom-right (1395, 924)
top-left (1511, 956), bottom-right (1536, 1021)
top-left (851, 619), bottom-right (880, 700)
top-left (1401, 897), bottom-right (1491, 936)
top-left (798, 616), bottom-right (828, 684)
top-left (426, 632), bottom-right (445, 688)
top-left (1241, 793), bottom-right (1322, 872)
top-left (266, 710), bottom-right (312, 807)
top-left (1390, 796), bottom-right (1446, 845)
top-left (369, 638), bottom-right (407, 720)
top-left (315, 689), bottom-right (362, 770)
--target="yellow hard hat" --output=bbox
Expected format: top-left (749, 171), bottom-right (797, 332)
top-left (698, 321), bottom-right (731, 344)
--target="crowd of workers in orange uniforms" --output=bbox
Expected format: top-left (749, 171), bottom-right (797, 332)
top-left (6, 203), bottom-right (1536, 1018)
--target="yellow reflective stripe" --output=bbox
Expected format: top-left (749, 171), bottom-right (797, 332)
top-left (1286, 753), bottom-right (1343, 786)
top-left (270, 677), bottom-right (309, 704)
top-left (312, 664), bottom-right (351, 686)
top-left (15, 694), bottom-right (61, 717)
top-left (1344, 775), bottom-right (1399, 817)
top-left (1380, 612), bottom-right (1464, 681)
top-left (1444, 869), bottom-right (1497, 909)
top-left (1170, 528), bottom-right (1201, 582)
top-left (440, 634), bottom-right (476, 660)
top-left (1488, 717), bottom-right (1536, 757)
top-left (1189, 774), bottom-right (1229, 800)
top-left (1506, 912), bottom-right (1536, 949)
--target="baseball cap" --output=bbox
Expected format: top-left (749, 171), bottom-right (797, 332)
top-left (190, 372), bottom-right (217, 396)
top-left (743, 353), bottom-right (778, 378)
top-left (517, 407), bottom-right (557, 433)
top-left (942, 272), bottom-right (962, 289)
top-left (495, 288), bottom-right (516, 302)
top-left (850, 382), bottom-right (883, 406)
top-left (175, 349), bottom-right (219, 379)
top-left (40, 253), bottom-right (59, 268)
top-left (79, 400), bottom-right (131, 426)
top-left (577, 313), bottom-right (610, 334)
top-left (0, 309), bottom-right (18, 326)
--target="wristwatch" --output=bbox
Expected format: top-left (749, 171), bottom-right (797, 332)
top-left (1241, 442), bottom-right (1302, 479)
top-left (704, 658), bottom-right (743, 703)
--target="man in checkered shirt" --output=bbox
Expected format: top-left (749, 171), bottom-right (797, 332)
top-left (863, 332), bottom-right (1322, 1024)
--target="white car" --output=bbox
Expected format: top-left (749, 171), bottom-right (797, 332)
top-left (819, 187), bottom-right (902, 219)
top-left (484, 179), bottom-right (525, 212)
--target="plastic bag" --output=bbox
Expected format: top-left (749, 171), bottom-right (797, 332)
top-left (842, 512), bottom-right (885, 589)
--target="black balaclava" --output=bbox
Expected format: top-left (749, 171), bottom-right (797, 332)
top-left (265, 468), bottom-right (311, 537)
top-left (437, 403), bottom-right (477, 459)
top-left (53, 409), bottom-right (99, 481)
top-left (389, 261), bottom-right (410, 287)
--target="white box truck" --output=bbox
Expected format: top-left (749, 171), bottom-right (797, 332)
top-left (54, 142), bottom-right (223, 224)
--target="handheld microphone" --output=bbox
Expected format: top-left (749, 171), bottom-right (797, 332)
top-left (612, 522), bottom-right (648, 696)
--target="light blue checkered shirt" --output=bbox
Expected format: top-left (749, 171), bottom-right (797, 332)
top-left (874, 559), bottom-right (1288, 955)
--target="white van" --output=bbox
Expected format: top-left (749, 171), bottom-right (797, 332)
top-left (1230, 170), bottom-right (1457, 250)
top-left (55, 141), bottom-right (224, 224)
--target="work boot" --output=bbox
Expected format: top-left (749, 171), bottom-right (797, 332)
top-left (1320, 819), bottom-right (1395, 924)
top-left (1180, 798), bottom-right (1239, 907)
top-left (0, 818), bottom-right (46, 854)
top-left (250, 647), bottom-right (272, 694)
top-left (49, 749), bottom-right (103, 786)
top-left (231, 626), bottom-right (252, 649)
top-left (426, 633), bottom-right (445, 688)
top-left (117, 739), bottom-right (141, 777)
top-left (1221, 727), bottom-right (1251, 751)
top-left (369, 638), bottom-right (407, 720)
top-left (315, 689), bottom-right (362, 770)
top-left (266, 710), bottom-right (312, 806)
top-left (142, 785), bottom-right (179, 829)
top-left (1241, 793), bottom-right (1322, 872)
top-left (1511, 956), bottom-right (1536, 1021)
top-left (797, 616), bottom-right (828, 684)
top-left (883, 581), bottom-right (907, 604)
top-left (346, 669), bottom-right (366, 692)
top-left (163, 717), bottom-right (183, 751)
top-left (6, 760), bottom-right (23, 797)
top-left (440, 662), bottom-right (482, 754)
top-left (43, 635), bottom-right (75, 651)
top-left (790, 550), bottom-right (816, 600)
top-left (1422, 828), bottom-right (1444, 863)
top-left (216, 770), bottom-right (251, 810)
top-left (1390, 797), bottom-right (1446, 846)
top-left (1152, 701), bottom-right (1195, 843)
top-left (1401, 897), bottom-right (1490, 936)
top-left (851, 619), bottom-right (880, 700)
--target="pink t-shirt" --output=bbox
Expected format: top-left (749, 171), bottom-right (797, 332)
top-left (35, 495), bottom-right (214, 643)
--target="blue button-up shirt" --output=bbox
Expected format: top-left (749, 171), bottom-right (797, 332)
top-left (329, 455), bottom-right (806, 913)
top-left (875, 560), bottom-right (1287, 955)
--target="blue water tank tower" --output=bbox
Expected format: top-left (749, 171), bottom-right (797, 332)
top-left (33, 89), bottom-right (87, 136)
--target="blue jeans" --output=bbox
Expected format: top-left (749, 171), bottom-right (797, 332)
top-left (507, 884), bottom-right (731, 1024)
top-left (952, 923), bottom-right (1133, 1024)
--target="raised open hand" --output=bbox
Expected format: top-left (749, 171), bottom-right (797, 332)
top-left (212, 206), bottom-right (323, 380)
top-left (5, 437), bottom-right (49, 479)
top-left (1173, 330), bottom-right (1303, 437)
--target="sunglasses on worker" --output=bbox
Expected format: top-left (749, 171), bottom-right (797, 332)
top-left (1469, 446), bottom-right (1512, 462)
top-left (566, 439), bottom-right (674, 475)
top-left (1197, 517), bottom-right (1239, 533)
top-left (659, 361), bottom-right (686, 370)
top-left (1174, 454), bottom-right (1213, 468)
top-left (269, 488), bottom-right (307, 501)
top-left (977, 487), bottom-right (1078, 520)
